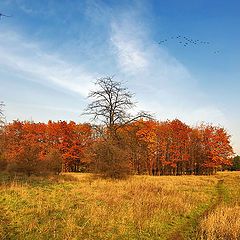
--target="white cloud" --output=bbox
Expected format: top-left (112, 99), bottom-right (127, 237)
top-left (0, 31), bottom-right (96, 97)
top-left (110, 21), bottom-right (149, 75)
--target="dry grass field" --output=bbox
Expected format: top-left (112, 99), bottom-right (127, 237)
top-left (0, 172), bottom-right (239, 239)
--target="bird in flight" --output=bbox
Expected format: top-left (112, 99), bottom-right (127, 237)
top-left (0, 13), bottom-right (12, 20)
top-left (158, 35), bottom-right (211, 47)
top-left (157, 34), bottom-right (221, 54)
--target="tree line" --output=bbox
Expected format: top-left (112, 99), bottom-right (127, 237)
top-left (0, 118), bottom-right (234, 177)
top-left (0, 77), bottom-right (236, 178)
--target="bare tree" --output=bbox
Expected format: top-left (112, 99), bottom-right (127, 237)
top-left (0, 102), bottom-right (5, 127)
top-left (0, 101), bottom-right (6, 171)
top-left (83, 76), bottom-right (152, 179)
top-left (83, 76), bottom-right (152, 138)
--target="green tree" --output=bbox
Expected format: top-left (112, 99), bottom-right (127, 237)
top-left (231, 156), bottom-right (240, 171)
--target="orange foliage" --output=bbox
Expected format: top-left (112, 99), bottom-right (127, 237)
top-left (4, 120), bottom-right (93, 173)
top-left (120, 119), bottom-right (234, 175)
top-left (200, 125), bottom-right (234, 169)
top-left (2, 118), bottom-right (234, 175)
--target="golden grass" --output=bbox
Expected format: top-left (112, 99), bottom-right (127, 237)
top-left (197, 171), bottom-right (240, 240)
top-left (0, 172), bottom-right (238, 239)
top-left (198, 205), bottom-right (240, 240)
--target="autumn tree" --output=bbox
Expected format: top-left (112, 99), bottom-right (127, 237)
top-left (45, 121), bottom-right (93, 172)
top-left (188, 128), bottom-right (204, 175)
top-left (199, 124), bottom-right (234, 174)
top-left (57, 121), bottom-right (93, 172)
top-left (5, 121), bottom-right (46, 176)
top-left (165, 120), bottom-right (191, 175)
top-left (134, 120), bottom-right (157, 175)
top-left (84, 76), bottom-right (151, 178)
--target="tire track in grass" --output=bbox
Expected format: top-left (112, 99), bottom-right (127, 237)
top-left (166, 179), bottom-right (224, 240)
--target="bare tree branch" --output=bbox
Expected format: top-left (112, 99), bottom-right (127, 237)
top-left (0, 101), bottom-right (5, 127)
top-left (82, 76), bottom-right (153, 138)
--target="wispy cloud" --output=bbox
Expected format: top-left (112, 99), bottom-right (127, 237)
top-left (109, 12), bottom-right (226, 129)
top-left (110, 14), bottom-right (192, 85)
top-left (0, 31), bottom-right (96, 97)
top-left (110, 21), bottom-right (149, 75)
top-left (84, 0), bottom-right (113, 25)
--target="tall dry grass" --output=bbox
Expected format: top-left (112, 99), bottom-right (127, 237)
top-left (198, 205), bottom-right (240, 240)
top-left (0, 172), bottom-right (236, 239)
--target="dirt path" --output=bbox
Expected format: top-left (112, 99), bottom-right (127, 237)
top-left (166, 179), bottom-right (224, 240)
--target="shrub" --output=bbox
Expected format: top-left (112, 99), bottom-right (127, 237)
top-left (44, 148), bottom-right (63, 175)
top-left (0, 154), bottom-right (7, 171)
top-left (90, 138), bottom-right (132, 179)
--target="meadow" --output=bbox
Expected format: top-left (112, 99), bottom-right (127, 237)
top-left (0, 172), bottom-right (239, 240)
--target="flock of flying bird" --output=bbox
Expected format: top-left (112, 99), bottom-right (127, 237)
top-left (0, 12), bottom-right (221, 55)
top-left (0, 13), bottom-right (11, 20)
top-left (159, 35), bottom-right (210, 46)
top-left (158, 35), bottom-right (221, 54)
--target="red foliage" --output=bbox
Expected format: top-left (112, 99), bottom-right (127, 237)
top-left (4, 120), bottom-right (93, 173)
top-left (2, 118), bottom-right (234, 175)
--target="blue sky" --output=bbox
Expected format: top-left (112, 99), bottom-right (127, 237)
top-left (0, 0), bottom-right (239, 154)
